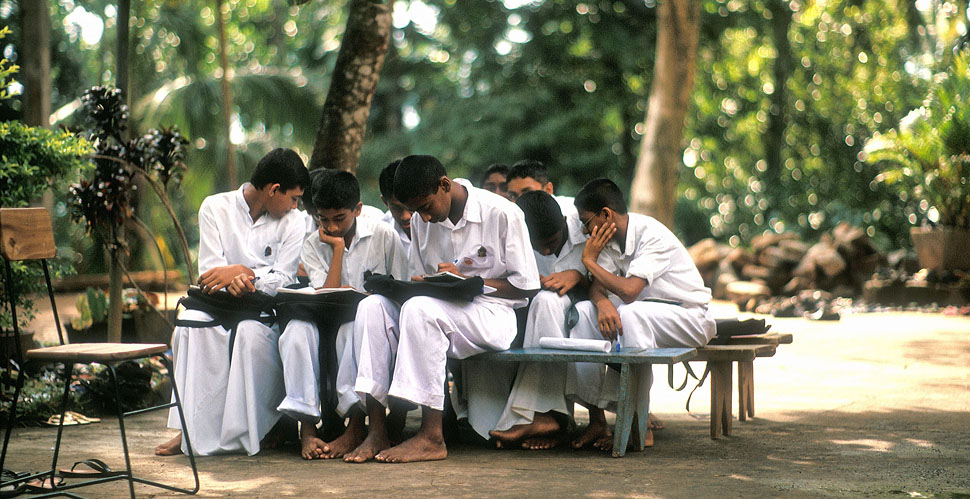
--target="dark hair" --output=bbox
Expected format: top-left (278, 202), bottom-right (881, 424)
top-left (250, 148), bottom-right (309, 191)
top-left (303, 169), bottom-right (330, 210)
top-left (479, 163), bottom-right (509, 186)
top-left (575, 178), bottom-right (628, 215)
top-left (508, 160), bottom-right (550, 185)
top-left (311, 170), bottom-right (360, 210)
top-left (393, 155), bottom-right (447, 203)
top-left (379, 159), bottom-right (402, 200)
top-left (516, 191), bottom-right (564, 240)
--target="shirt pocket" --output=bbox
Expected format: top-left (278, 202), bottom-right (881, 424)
top-left (457, 248), bottom-right (497, 274)
top-left (254, 233), bottom-right (280, 263)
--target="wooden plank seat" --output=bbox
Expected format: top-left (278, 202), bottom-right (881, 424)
top-left (691, 336), bottom-right (788, 440)
top-left (470, 347), bottom-right (696, 457)
top-left (25, 343), bottom-right (169, 363)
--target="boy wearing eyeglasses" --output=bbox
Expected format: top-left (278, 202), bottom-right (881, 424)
top-left (278, 170), bottom-right (407, 460)
top-left (568, 178), bottom-right (715, 452)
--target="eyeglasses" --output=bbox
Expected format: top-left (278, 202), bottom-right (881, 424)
top-left (580, 214), bottom-right (596, 231)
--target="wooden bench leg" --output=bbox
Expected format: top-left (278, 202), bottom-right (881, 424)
top-left (613, 363), bottom-right (637, 457)
top-left (738, 360), bottom-right (754, 421)
top-left (710, 361), bottom-right (733, 439)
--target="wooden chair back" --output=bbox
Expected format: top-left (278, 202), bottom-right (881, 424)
top-left (0, 208), bottom-right (57, 261)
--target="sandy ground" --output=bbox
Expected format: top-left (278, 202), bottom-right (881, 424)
top-left (5, 302), bottom-right (970, 497)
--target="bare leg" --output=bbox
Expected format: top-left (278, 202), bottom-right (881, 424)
top-left (489, 412), bottom-right (562, 450)
top-left (300, 421), bottom-right (327, 460)
top-left (387, 400), bottom-right (411, 445)
top-left (571, 406), bottom-right (611, 449)
top-left (155, 432), bottom-right (183, 456)
top-left (375, 406), bottom-right (447, 463)
top-left (345, 395), bottom-right (393, 463)
top-left (321, 410), bottom-right (365, 459)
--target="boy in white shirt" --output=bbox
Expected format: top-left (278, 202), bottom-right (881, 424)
top-left (567, 178), bottom-right (716, 452)
top-left (490, 190), bottom-right (590, 449)
top-left (348, 155), bottom-right (540, 463)
top-left (157, 148), bottom-right (308, 456)
top-left (378, 159), bottom-right (412, 254)
top-left (277, 170), bottom-right (407, 460)
top-left (505, 160), bottom-right (576, 216)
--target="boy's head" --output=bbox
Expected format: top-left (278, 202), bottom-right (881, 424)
top-left (393, 154), bottom-right (454, 224)
top-left (250, 148), bottom-right (310, 218)
top-left (302, 168), bottom-right (329, 212)
top-left (379, 159), bottom-right (412, 235)
top-left (480, 163), bottom-right (511, 200)
top-left (516, 190), bottom-right (567, 256)
top-left (310, 170), bottom-right (362, 239)
top-left (507, 160), bottom-right (554, 202)
top-left (574, 178), bottom-right (628, 236)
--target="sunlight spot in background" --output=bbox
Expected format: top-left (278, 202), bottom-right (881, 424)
top-left (402, 104), bottom-right (420, 130)
top-left (503, 0), bottom-right (541, 8)
top-left (63, 6), bottom-right (104, 46)
top-left (830, 438), bottom-right (894, 452)
top-left (393, 0), bottom-right (438, 34)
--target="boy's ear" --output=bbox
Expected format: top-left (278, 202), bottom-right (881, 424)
top-left (543, 182), bottom-right (555, 195)
top-left (353, 202), bottom-right (363, 216)
top-left (267, 183), bottom-right (281, 196)
top-left (440, 176), bottom-right (451, 193)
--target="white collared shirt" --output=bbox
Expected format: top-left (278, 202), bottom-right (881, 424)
top-left (301, 215), bottom-right (407, 290)
top-left (197, 184), bottom-right (305, 294)
top-left (534, 211), bottom-right (588, 276)
top-left (600, 213), bottom-right (712, 307)
top-left (554, 194), bottom-right (577, 217)
top-left (381, 209), bottom-right (411, 255)
top-left (409, 178), bottom-right (541, 308)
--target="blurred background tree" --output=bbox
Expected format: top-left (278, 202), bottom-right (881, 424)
top-left (1, 0), bottom-right (968, 281)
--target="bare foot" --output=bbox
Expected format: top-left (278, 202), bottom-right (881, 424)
top-left (489, 412), bottom-right (561, 450)
top-left (375, 433), bottom-right (447, 463)
top-left (522, 436), bottom-right (559, 450)
top-left (300, 422), bottom-right (327, 460)
top-left (155, 433), bottom-right (183, 456)
top-left (648, 413), bottom-right (664, 431)
top-left (571, 420), bottom-right (611, 449)
top-left (344, 429), bottom-right (392, 463)
top-left (321, 418), bottom-right (364, 459)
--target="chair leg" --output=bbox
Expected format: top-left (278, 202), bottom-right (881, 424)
top-left (737, 360), bottom-right (754, 421)
top-left (709, 361), bottom-right (732, 439)
top-left (45, 361), bottom-right (77, 492)
top-left (157, 354), bottom-right (200, 494)
top-left (612, 363), bottom-right (636, 458)
top-left (106, 363), bottom-right (137, 499)
top-left (0, 359), bottom-right (25, 473)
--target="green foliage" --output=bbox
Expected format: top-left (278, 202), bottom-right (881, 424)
top-left (70, 287), bottom-right (108, 330)
top-left (867, 49), bottom-right (970, 229)
top-left (0, 26), bottom-right (17, 102)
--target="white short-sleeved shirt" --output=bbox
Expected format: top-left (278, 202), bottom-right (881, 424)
top-left (555, 194), bottom-right (577, 217)
top-left (381, 209), bottom-right (411, 256)
top-left (534, 211), bottom-right (588, 276)
top-left (599, 213), bottom-right (712, 307)
top-left (408, 178), bottom-right (541, 308)
top-left (197, 184), bottom-right (305, 295)
top-left (301, 215), bottom-right (408, 290)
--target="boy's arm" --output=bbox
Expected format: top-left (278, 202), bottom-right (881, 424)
top-left (197, 198), bottom-right (254, 293)
top-left (540, 269), bottom-right (588, 296)
top-left (589, 280), bottom-right (622, 341)
top-left (317, 227), bottom-right (345, 289)
top-left (581, 222), bottom-right (646, 304)
top-left (385, 229), bottom-right (408, 281)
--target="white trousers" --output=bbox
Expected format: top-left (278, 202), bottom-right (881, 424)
top-left (277, 319), bottom-right (359, 422)
top-left (494, 291), bottom-right (571, 431)
top-left (354, 294), bottom-right (517, 438)
top-left (565, 299), bottom-right (715, 420)
top-left (167, 309), bottom-right (284, 456)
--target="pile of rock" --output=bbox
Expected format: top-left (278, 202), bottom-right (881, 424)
top-left (689, 222), bottom-right (885, 314)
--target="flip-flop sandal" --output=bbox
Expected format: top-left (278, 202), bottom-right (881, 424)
top-left (1, 469), bottom-right (30, 498)
top-left (44, 413), bottom-right (79, 426)
top-left (66, 411), bottom-right (100, 424)
top-left (59, 459), bottom-right (125, 478)
top-left (25, 475), bottom-right (64, 492)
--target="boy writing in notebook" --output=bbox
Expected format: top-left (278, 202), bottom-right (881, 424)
top-left (348, 154), bottom-right (540, 463)
top-left (277, 170), bottom-right (407, 459)
top-left (567, 178), bottom-right (715, 451)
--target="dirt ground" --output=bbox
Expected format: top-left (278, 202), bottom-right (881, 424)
top-left (5, 303), bottom-right (970, 497)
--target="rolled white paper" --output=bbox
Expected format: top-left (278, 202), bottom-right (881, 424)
top-left (538, 337), bottom-right (612, 353)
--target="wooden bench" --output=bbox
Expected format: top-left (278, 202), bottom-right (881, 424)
top-left (691, 332), bottom-right (793, 439)
top-left (469, 346), bottom-right (696, 457)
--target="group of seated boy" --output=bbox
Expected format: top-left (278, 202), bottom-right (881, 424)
top-left (154, 149), bottom-right (716, 463)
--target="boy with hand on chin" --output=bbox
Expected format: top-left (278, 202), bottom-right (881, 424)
top-left (567, 178), bottom-right (715, 452)
top-left (348, 155), bottom-right (540, 463)
top-left (157, 148), bottom-right (308, 457)
top-left (277, 170), bottom-right (406, 460)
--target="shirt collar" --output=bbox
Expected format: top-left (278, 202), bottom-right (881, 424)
top-left (451, 178), bottom-right (483, 226)
top-left (234, 183), bottom-right (262, 225)
top-left (346, 216), bottom-right (375, 252)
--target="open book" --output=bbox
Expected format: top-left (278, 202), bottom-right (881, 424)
top-left (421, 272), bottom-right (497, 294)
top-left (275, 286), bottom-right (366, 297)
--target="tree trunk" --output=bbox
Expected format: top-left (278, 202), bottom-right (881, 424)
top-left (117, 0), bottom-right (130, 138)
top-left (216, 0), bottom-right (237, 188)
top-left (308, 0), bottom-right (392, 173)
top-left (21, 0), bottom-right (50, 128)
top-left (764, 0), bottom-right (792, 211)
top-left (628, 0), bottom-right (700, 229)
top-left (107, 246), bottom-right (124, 343)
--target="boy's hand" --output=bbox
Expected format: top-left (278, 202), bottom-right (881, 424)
top-left (541, 270), bottom-right (583, 295)
top-left (582, 222), bottom-right (616, 266)
top-left (318, 228), bottom-right (345, 249)
top-left (199, 264), bottom-right (253, 294)
top-left (436, 262), bottom-right (467, 278)
top-left (227, 274), bottom-right (256, 297)
top-left (595, 299), bottom-right (623, 341)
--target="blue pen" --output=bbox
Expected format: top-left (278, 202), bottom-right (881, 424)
top-left (615, 341), bottom-right (621, 353)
